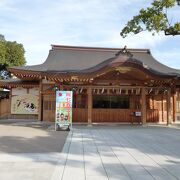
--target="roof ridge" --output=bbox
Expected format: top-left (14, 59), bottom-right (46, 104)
top-left (51, 44), bottom-right (150, 53)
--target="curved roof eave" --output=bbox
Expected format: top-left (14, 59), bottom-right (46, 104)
top-left (75, 56), bottom-right (177, 78)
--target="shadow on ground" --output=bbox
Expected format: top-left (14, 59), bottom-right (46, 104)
top-left (0, 122), bottom-right (68, 153)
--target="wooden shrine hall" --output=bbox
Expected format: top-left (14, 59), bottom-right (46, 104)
top-left (1, 45), bottom-right (180, 125)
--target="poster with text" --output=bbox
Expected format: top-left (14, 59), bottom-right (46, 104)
top-left (55, 91), bottom-right (73, 130)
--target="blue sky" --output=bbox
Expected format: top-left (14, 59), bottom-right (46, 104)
top-left (0, 0), bottom-right (180, 68)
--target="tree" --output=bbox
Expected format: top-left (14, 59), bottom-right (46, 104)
top-left (120, 0), bottom-right (180, 38)
top-left (0, 35), bottom-right (26, 79)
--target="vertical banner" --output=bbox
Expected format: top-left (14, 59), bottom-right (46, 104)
top-left (55, 91), bottom-right (73, 130)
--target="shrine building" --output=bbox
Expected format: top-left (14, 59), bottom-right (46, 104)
top-left (0, 45), bottom-right (180, 125)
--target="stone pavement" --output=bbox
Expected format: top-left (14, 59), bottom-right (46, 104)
top-left (1, 125), bottom-right (180, 180)
top-left (0, 122), bottom-right (68, 180)
top-left (0, 153), bottom-right (61, 180)
top-left (52, 125), bottom-right (180, 180)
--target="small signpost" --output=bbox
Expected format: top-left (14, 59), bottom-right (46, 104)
top-left (55, 91), bottom-right (73, 131)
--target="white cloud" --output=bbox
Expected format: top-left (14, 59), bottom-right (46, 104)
top-left (0, 0), bottom-right (15, 11)
top-left (97, 31), bottom-right (168, 48)
top-left (0, 0), bottom-right (9, 7)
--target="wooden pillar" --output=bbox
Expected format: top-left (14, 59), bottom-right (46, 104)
top-left (87, 87), bottom-right (92, 125)
top-left (161, 94), bottom-right (164, 122)
top-left (172, 92), bottom-right (177, 122)
top-left (152, 95), bottom-right (155, 109)
top-left (38, 78), bottom-right (43, 121)
top-left (166, 89), bottom-right (171, 125)
top-left (141, 87), bottom-right (146, 125)
top-left (9, 88), bottom-right (12, 119)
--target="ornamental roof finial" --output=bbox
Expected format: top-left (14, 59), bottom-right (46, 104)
top-left (115, 45), bottom-right (133, 57)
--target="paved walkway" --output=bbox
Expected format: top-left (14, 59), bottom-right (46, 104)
top-left (52, 125), bottom-right (180, 180)
top-left (1, 125), bottom-right (180, 180)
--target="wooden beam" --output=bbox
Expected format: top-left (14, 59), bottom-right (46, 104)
top-left (87, 87), bottom-right (92, 125)
top-left (141, 87), bottom-right (147, 125)
top-left (93, 79), bottom-right (144, 85)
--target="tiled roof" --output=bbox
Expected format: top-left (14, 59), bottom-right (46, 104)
top-left (8, 45), bottom-right (180, 76)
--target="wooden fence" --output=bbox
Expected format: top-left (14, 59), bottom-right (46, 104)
top-left (0, 98), bottom-right (10, 118)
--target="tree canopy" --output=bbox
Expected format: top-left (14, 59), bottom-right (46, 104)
top-left (120, 0), bottom-right (180, 38)
top-left (0, 34), bottom-right (26, 79)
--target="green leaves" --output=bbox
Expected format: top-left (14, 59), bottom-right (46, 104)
top-left (165, 22), bottom-right (180, 35)
top-left (0, 34), bottom-right (26, 79)
top-left (0, 41), bottom-right (6, 65)
top-left (5, 41), bottom-right (26, 67)
top-left (120, 0), bottom-right (179, 38)
top-left (174, 22), bottom-right (180, 30)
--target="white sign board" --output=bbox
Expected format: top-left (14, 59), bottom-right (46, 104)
top-left (135, 111), bottom-right (141, 117)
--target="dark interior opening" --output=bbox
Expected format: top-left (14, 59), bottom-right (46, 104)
top-left (93, 95), bottom-right (130, 109)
